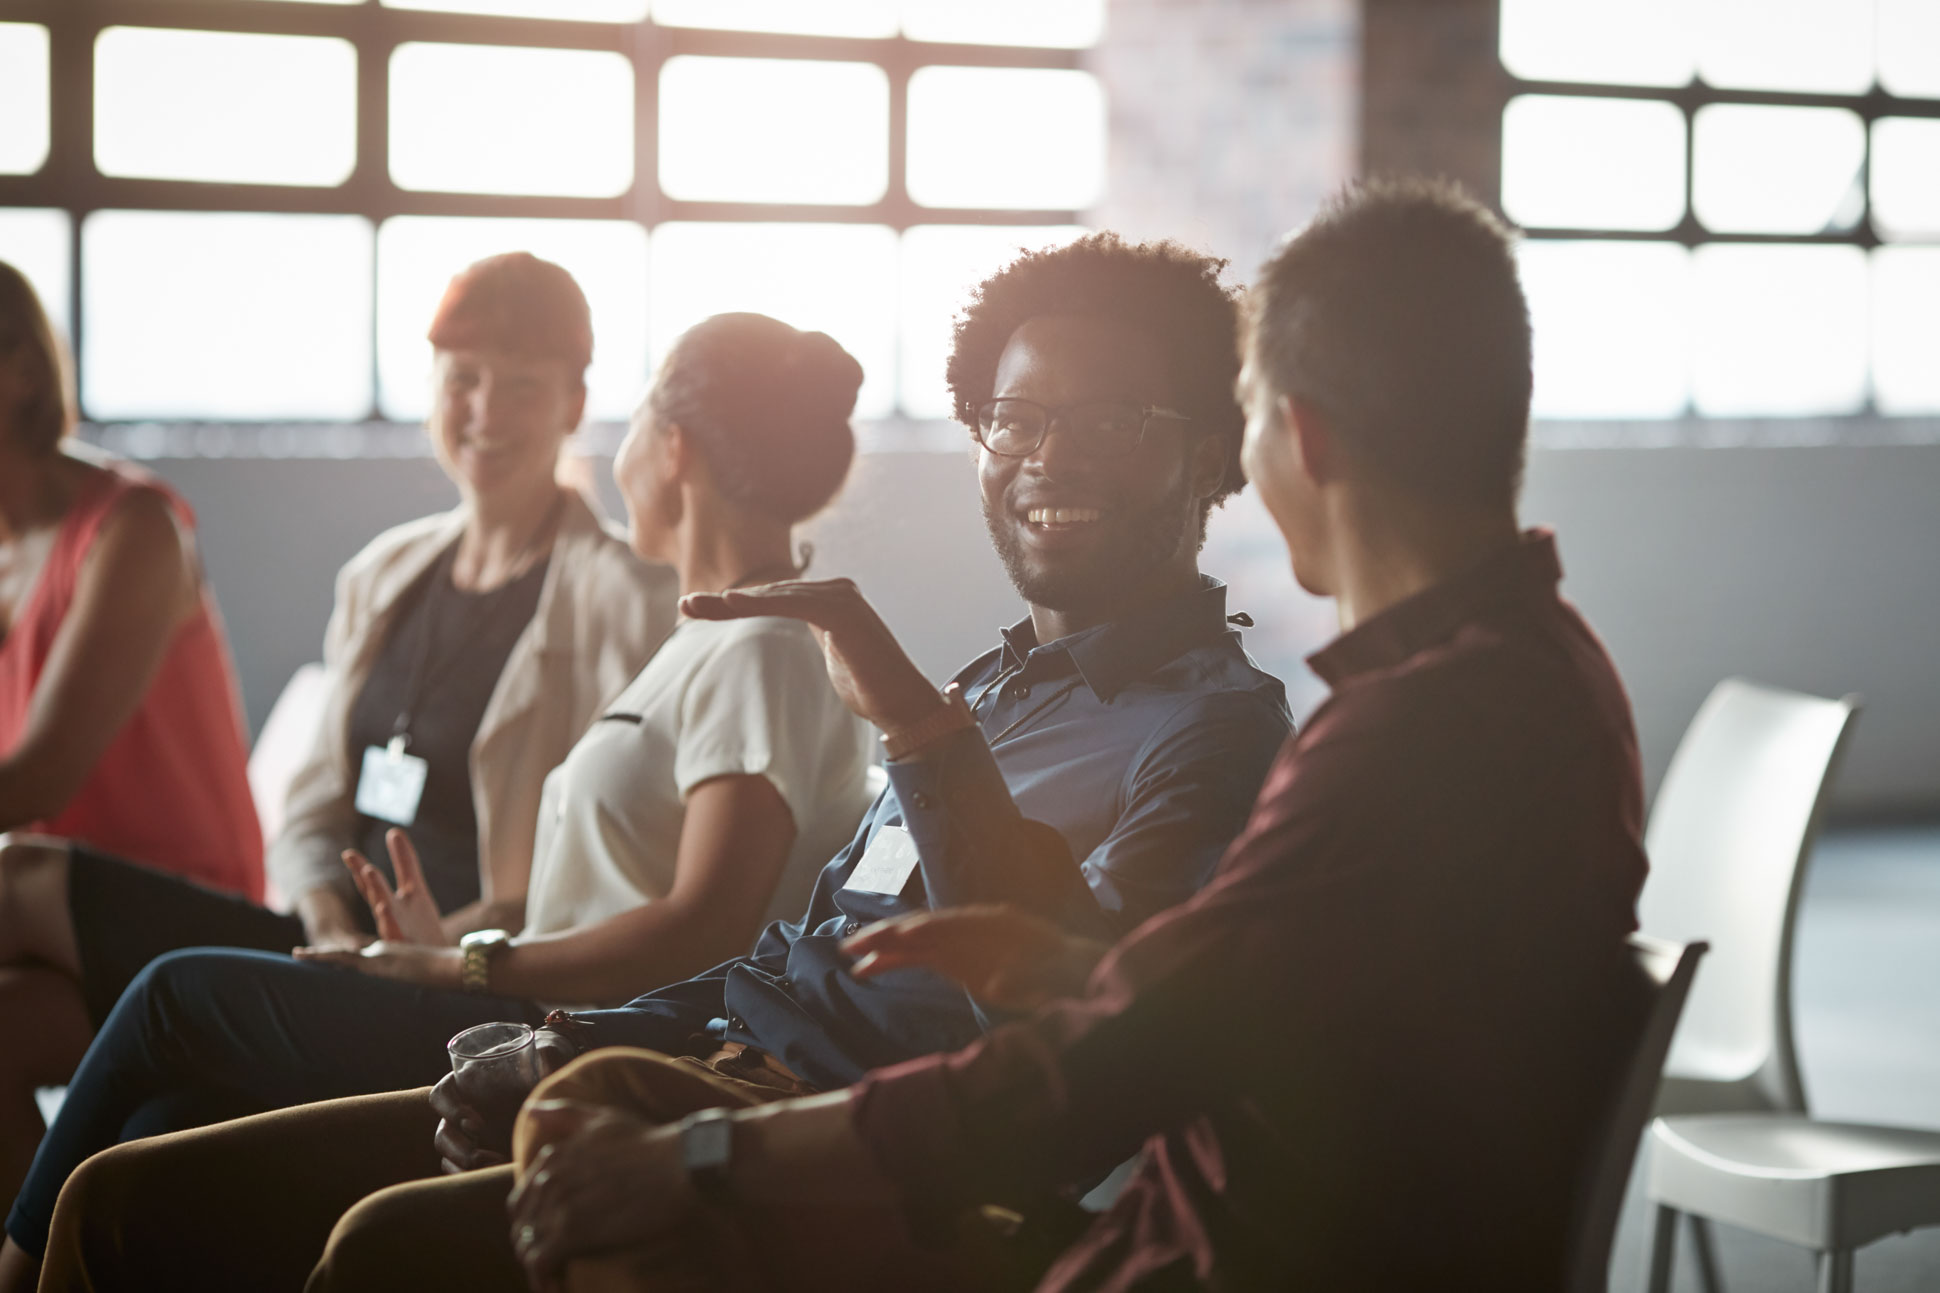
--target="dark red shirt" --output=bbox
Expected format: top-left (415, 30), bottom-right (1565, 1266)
top-left (851, 532), bottom-right (1648, 1291)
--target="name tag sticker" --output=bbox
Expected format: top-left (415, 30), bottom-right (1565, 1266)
top-left (843, 824), bottom-right (921, 897)
top-left (355, 743), bottom-right (428, 826)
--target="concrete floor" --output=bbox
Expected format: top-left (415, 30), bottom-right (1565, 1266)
top-left (1605, 823), bottom-right (1940, 1292)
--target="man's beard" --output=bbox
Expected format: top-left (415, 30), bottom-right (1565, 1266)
top-left (983, 473), bottom-right (1197, 617)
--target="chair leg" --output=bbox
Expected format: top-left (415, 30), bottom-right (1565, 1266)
top-left (1687, 1214), bottom-right (1724, 1293)
top-left (1816, 1249), bottom-right (1853, 1293)
top-left (1646, 1205), bottom-right (1679, 1293)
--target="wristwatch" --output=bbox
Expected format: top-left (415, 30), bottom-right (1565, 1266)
top-left (881, 682), bottom-right (975, 762)
top-left (458, 928), bottom-right (512, 994)
top-left (680, 1110), bottom-right (736, 1199)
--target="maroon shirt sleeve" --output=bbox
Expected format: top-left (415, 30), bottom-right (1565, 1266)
top-left (850, 638), bottom-right (1644, 1227)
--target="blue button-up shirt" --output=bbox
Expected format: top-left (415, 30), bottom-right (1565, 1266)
top-left (579, 577), bottom-right (1291, 1089)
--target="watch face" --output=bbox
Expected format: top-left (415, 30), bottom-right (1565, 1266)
top-left (684, 1116), bottom-right (734, 1175)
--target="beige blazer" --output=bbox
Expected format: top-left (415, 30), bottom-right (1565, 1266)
top-left (265, 490), bottom-right (679, 916)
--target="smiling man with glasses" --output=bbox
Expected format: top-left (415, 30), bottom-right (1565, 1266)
top-left (24, 233), bottom-right (1294, 1293)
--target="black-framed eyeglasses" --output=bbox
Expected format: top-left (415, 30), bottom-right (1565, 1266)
top-left (972, 398), bottom-right (1193, 459)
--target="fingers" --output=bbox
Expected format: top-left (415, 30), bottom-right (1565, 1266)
top-left (838, 911), bottom-right (934, 959)
top-left (434, 1114), bottom-right (504, 1172)
top-left (385, 828), bottom-right (428, 896)
top-left (678, 579), bottom-right (863, 627)
top-left (519, 1099), bottom-right (600, 1155)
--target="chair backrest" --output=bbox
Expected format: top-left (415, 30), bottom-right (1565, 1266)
top-left (247, 661), bottom-right (330, 856)
top-left (1638, 678), bottom-right (1859, 1113)
top-left (1565, 935), bottom-right (1709, 1293)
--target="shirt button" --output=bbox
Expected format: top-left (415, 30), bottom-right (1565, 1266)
top-left (728, 1015), bottom-right (745, 1030)
top-left (777, 976), bottom-right (792, 991)
top-left (1007, 682), bottom-right (1031, 701)
top-left (843, 921), bottom-right (860, 937)
top-left (908, 791), bottom-right (932, 810)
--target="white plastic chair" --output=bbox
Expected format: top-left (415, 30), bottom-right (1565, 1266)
top-left (1635, 679), bottom-right (1940, 1291)
top-left (1565, 935), bottom-right (1709, 1293)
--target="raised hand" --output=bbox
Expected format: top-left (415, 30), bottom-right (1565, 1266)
top-left (841, 904), bottom-right (1108, 1013)
top-left (338, 828), bottom-right (447, 947)
top-left (291, 937), bottom-right (461, 989)
top-left (680, 579), bottom-right (942, 735)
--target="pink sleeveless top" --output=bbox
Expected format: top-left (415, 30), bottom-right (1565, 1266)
top-left (0, 461), bottom-right (263, 899)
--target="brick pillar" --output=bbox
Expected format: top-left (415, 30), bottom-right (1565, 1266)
top-left (1359, 0), bottom-right (1506, 211)
top-left (1092, 0), bottom-right (1359, 276)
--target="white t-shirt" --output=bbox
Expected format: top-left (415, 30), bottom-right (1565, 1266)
top-left (521, 615), bottom-right (876, 939)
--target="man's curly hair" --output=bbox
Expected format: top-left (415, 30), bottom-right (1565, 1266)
top-left (944, 233), bottom-right (1248, 536)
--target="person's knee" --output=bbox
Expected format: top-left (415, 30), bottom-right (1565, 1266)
top-left (0, 835), bottom-right (69, 963)
top-left (43, 1139), bottom-right (167, 1268)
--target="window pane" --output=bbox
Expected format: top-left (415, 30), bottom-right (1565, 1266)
top-left (0, 209), bottom-right (70, 342)
top-left (390, 44), bottom-right (632, 197)
top-left (652, 0), bottom-right (896, 37)
top-left (659, 58), bottom-right (887, 204)
top-left (1873, 247), bottom-right (1940, 414)
top-left (899, 225), bottom-right (1087, 418)
top-left (1692, 244), bottom-right (1867, 417)
top-left (649, 223), bottom-right (898, 418)
top-left (94, 28), bottom-right (356, 187)
top-left (0, 24), bottom-right (49, 175)
top-left (1871, 118), bottom-right (1940, 240)
top-left (908, 68), bottom-right (1105, 210)
top-left (902, 0), bottom-right (1104, 48)
top-left (82, 212), bottom-right (373, 420)
top-left (1879, 0), bottom-right (1940, 99)
top-left (1500, 95), bottom-right (1685, 231)
top-left (1693, 105), bottom-right (1865, 235)
top-left (384, 0), bottom-right (648, 18)
top-left (1498, 0), bottom-right (1693, 87)
top-left (377, 217), bottom-right (648, 422)
top-left (1521, 241), bottom-right (1690, 419)
top-left (1696, 0), bottom-right (1873, 94)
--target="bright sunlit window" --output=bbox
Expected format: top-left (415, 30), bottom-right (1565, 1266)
top-left (0, 23), bottom-right (51, 176)
top-left (659, 58), bottom-right (889, 205)
top-left (377, 216), bottom-right (650, 423)
top-left (384, 0), bottom-right (650, 19)
top-left (13, 4), bottom-right (1100, 425)
top-left (0, 208), bottom-right (71, 341)
top-left (82, 212), bottom-right (374, 420)
top-left (907, 67), bottom-right (1107, 210)
top-left (390, 43), bottom-right (634, 198)
top-left (1501, 0), bottom-right (1940, 420)
top-left (650, 222), bottom-right (901, 418)
top-left (94, 27), bottom-right (358, 187)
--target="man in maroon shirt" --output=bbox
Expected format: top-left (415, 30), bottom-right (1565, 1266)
top-left (505, 178), bottom-right (1650, 1292)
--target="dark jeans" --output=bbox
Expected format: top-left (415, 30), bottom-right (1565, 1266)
top-left (5, 947), bottom-right (547, 1258)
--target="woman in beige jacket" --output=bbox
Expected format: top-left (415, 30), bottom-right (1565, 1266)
top-left (0, 252), bottom-right (674, 1204)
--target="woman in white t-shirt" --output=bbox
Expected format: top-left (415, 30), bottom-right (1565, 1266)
top-left (292, 312), bottom-right (877, 1007)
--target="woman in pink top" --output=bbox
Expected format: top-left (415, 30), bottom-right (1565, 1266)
top-left (0, 262), bottom-right (261, 1183)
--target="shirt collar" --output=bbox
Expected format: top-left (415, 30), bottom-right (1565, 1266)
top-left (1306, 529), bottom-right (1565, 688)
top-left (993, 576), bottom-right (1235, 702)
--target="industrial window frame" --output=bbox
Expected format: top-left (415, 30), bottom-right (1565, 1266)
top-left (0, 0), bottom-right (1091, 423)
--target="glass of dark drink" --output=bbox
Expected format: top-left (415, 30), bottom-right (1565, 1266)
top-left (447, 1021), bottom-right (542, 1155)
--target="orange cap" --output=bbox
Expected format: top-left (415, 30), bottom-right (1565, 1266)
top-left (426, 252), bottom-right (593, 370)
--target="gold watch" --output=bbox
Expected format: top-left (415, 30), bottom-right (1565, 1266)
top-left (882, 683), bottom-right (976, 761)
top-left (458, 929), bottom-right (512, 994)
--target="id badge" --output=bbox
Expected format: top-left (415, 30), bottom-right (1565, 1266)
top-left (842, 823), bottom-right (921, 897)
top-left (355, 739), bottom-right (429, 826)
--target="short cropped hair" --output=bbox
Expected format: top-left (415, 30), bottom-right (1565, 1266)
top-left (1247, 178), bottom-right (1531, 507)
top-left (0, 260), bottom-right (75, 456)
top-left (945, 232), bottom-right (1248, 527)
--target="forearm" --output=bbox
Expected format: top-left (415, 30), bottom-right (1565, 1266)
top-left (720, 1091), bottom-right (899, 1208)
top-left (888, 730), bottom-right (1104, 937)
top-left (488, 900), bottom-right (757, 1007)
top-left (294, 885), bottom-right (364, 943)
top-left (0, 751), bottom-right (84, 832)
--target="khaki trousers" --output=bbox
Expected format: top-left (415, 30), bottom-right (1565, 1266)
top-left (40, 1049), bottom-right (1051, 1293)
